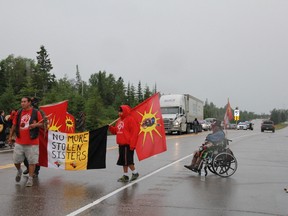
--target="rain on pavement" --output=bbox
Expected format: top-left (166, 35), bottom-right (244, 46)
top-left (0, 119), bottom-right (287, 216)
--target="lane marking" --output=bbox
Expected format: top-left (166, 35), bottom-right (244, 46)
top-left (67, 132), bottom-right (261, 216)
top-left (66, 153), bottom-right (193, 216)
top-left (0, 164), bottom-right (14, 169)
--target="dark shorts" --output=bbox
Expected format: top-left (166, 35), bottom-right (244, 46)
top-left (117, 145), bottom-right (134, 166)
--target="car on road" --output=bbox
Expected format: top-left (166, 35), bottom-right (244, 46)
top-left (199, 120), bottom-right (211, 131)
top-left (261, 120), bottom-right (275, 132)
top-left (237, 122), bottom-right (248, 130)
top-left (205, 118), bottom-right (216, 124)
top-left (245, 121), bottom-right (254, 130)
top-left (229, 123), bottom-right (237, 129)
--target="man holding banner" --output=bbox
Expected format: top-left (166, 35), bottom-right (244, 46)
top-left (109, 105), bottom-right (140, 183)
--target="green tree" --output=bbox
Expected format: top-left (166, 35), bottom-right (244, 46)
top-left (75, 65), bottom-right (83, 95)
top-left (152, 83), bottom-right (157, 94)
top-left (89, 71), bottom-right (116, 106)
top-left (84, 87), bottom-right (105, 130)
top-left (143, 84), bottom-right (152, 100)
top-left (32, 45), bottom-right (55, 97)
top-left (126, 83), bottom-right (136, 107)
top-left (113, 77), bottom-right (126, 109)
top-left (137, 81), bottom-right (143, 103)
top-left (0, 84), bottom-right (18, 112)
top-left (19, 76), bottom-right (35, 97)
top-left (0, 55), bottom-right (35, 94)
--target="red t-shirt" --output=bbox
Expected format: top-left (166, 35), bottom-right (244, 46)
top-left (13, 108), bottom-right (43, 145)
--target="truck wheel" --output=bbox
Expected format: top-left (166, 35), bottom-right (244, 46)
top-left (186, 124), bottom-right (190, 134)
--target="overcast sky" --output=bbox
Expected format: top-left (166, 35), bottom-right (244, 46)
top-left (1, 0), bottom-right (287, 114)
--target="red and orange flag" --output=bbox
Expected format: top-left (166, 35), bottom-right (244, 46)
top-left (224, 98), bottom-right (233, 129)
top-left (39, 100), bottom-right (76, 167)
top-left (131, 93), bottom-right (167, 161)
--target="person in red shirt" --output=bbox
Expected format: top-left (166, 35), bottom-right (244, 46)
top-left (9, 97), bottom-right (43, 187)
top-left (6, 109), bottom-right (17, 148)
top-left (109, 105), bottom-right (139, 182)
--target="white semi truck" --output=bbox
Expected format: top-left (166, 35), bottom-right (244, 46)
top-left (160, 94), bottom-right (204, 135)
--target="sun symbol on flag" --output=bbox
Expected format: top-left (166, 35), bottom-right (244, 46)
top-left (65, 115), bottom-right (74, 132)
top-left (48, 116), bottom-right (62, 132)
top-left (138, 103), bottom-right (162, 145)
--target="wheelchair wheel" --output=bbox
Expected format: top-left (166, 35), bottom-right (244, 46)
top-left (207, 162), bottom-right (216, 174)
top-left (212, 152), bottom-right (237, 177)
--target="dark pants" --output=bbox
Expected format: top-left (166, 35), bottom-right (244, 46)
top-left (24, 157), bottom-right (40, 175)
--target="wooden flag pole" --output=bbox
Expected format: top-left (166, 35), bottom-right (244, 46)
top-left (38, 113), bottom-right (52, 123)
top-left (109, 118), bottom-right (119, 126)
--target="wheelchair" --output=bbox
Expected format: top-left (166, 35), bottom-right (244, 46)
top-left (198, 138), bottom-right (237, 178)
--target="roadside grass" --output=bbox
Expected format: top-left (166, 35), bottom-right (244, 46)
top-left (275, 122), bottom-right (288, 130)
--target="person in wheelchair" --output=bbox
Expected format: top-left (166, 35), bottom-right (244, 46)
top-left (184, 119), bottom-right (225, 172)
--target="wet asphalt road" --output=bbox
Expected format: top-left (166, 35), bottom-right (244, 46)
top-left (0, 119), bottom-right (287, 216)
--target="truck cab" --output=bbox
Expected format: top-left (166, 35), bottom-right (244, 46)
top-left (160, 94), bottom-right (203, 135)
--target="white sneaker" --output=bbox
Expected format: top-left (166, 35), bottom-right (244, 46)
top-left (26, 177), bottom-right (33, 187)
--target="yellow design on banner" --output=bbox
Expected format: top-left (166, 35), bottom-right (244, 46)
top-left (65, 132), bottom-right (89, 170)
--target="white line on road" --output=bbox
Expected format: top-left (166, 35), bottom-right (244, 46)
top-left (66, 153), bottom-right (193, 216)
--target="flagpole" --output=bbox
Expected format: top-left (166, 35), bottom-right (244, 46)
top-left (109, 118), bottom-right (119, 126)
top-left (37, 113), bottom-right (52, 123)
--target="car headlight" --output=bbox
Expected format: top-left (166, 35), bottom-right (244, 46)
top-left (173, 121), bottom-right (179, 126)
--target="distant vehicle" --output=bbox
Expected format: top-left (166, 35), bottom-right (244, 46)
top-left (160, 94), bottom-right (204, 135)
top-left (245, 121), bottom-right (254, 130)
top-left (237, 122), bottom-right (248, 130)
top-left (229, 123), bottom-right (237, 129)
top-left (205, 118), bottom-right (216, 124)
top-left (261, 120), bottom-right (275, 132)
top-left (199, 120), bottom-right (211, 131)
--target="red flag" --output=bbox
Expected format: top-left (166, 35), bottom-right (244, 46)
top-left (40, 100), bottom-right (69, 132)
top-left (130, 93), bottom-right (167, 161)
top-left (224, 98), bottom-right (233, 129)
top-left (39, 101), bottom-right (69, 167)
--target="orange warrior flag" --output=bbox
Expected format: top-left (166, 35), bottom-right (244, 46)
top-left (40, 100), bottom-right (69, 132)
top-left (224, 98), bottom-right (233, 129)
top-left (130, 93), bottom-right (167, 161)
top-left (39, 100), bottom-right (75, 167)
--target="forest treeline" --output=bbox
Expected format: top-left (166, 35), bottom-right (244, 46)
top-left (0, 46), bottom-right (286, 131)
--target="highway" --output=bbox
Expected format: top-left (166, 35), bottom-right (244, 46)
top-left (0, 119), bottom-right (287, 216)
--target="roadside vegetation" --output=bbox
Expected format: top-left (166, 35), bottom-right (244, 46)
top-left (275, 122), bottom-right (288, 130)
top-left (1, 45), bottom-right (287, 131)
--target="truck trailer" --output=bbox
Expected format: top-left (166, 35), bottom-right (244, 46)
top-left (160, 94), bottom-right (204, 135)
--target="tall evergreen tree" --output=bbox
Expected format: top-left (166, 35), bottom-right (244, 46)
top-left (130, 84), bottom-right (136, 107)
top-left (137, 81), bottom-right (143, 103)
top-left (143, 85), bottom-right (151, 100)
top-left (75, 65), bottom-right (83, 96)
top-left (113, 77), bottom-right (126, 108)
top-left (33, 45), bottom-right (55, 97)
top-left (152, 83), bottom-right (157, 94)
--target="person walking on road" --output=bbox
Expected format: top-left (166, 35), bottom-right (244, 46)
top-left (109, 105), bottom-right (140, 183)
top-left (8, 96), bottom-right (43, 187)
top-left (6, 109), bottom-right (17, 148)
top-left (193, 118), bottom-right (200, 134)
top-left (0, 110), bottom-right (7, 148)
top-left (22, 97), bottom-right (45, 178)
